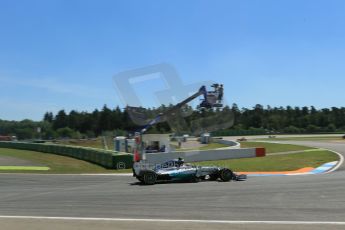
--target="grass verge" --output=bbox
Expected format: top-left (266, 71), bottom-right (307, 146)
top-left (0, 148), bottom-right (130, 174)
top-left (0, 166), bottom-right (50, 171)
top-left (255, 136), bottom-right (344, 142)
top-left (240, 141), bottom-right (314, 154)
top-left (196, 150), bottom-right (339, 172)
top-left (0, 142), bottom-right (339, 173)
top-left (50, 138), bottom-right (105, 149)
top-left (198, 143), bottom-right (229, 150)
top-left (175, 142), bottom-right (229, 151)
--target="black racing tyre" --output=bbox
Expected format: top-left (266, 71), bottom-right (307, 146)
top-left (199, 176), bottom-right (206, 180)
top-left (219, 168), bottom-right (234, 182)
top-left (209, 174), bottom-right (219, 181)
top-left (189, 176), bottom-right (199, 183)
top-left (142, 170), bottom-right (157, 185)
top-left (136, 176), bottom-right (144, 183)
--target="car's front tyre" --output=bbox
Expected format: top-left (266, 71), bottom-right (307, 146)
top-left (219, 168), bottom-right (233, 182)
top-left (141, 170), bottom-right (157, 185)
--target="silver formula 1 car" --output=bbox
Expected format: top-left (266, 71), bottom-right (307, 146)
top-left (133, 158), bottom-right (247, 185)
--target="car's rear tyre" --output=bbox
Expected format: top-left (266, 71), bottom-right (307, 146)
top-left (189, 176), bottom-right (199, 183)
top-left (136, 176), bottom-right (144, 183)
top-left (142, 171), bottom-right (157, 185)
top-left (219, 168), bottom-right (233, 182)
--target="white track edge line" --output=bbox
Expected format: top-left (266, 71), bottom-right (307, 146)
top-left (0, 216), bottom-right (344, 225)
top-left (320, 149), bottom-right (344, 174)
top-left (0, 173), bottom-right (133, 176)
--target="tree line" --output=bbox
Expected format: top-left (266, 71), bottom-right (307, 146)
top-left (0, 104), bottom-right (344, 140)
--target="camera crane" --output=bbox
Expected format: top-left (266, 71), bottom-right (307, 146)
top-left (131, 84), bottom-right (224, 162)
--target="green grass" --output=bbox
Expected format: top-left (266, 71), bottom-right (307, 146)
top-left (63, 139), bottom-right (103, 149)
top-left (196, 150), bottom-right (339, 172)
top-left (0, 140), bottom-right (339, 173)
top-left (51, 137), bottom-right (115, 150)
top-left (198, 143), bottom-right (229, 150)
top-left (240, 141), bottom-right (314, 154)
top-left (0, 148), bottom-right (129, 174)
top-left (175, 142), bottom-right (229, 151)
top-left (0, 166), bottom-right (50, 171)
top-left (255, 136), bottom-right (344, 142)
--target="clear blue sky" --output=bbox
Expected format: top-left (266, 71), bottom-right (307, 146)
top-left (0, 0), bottom-right (345, 121)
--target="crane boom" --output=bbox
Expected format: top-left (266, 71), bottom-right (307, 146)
top-left (131, 83), bottom-right (224, 161)
top-left (139, 85), bottom-right (208, 134)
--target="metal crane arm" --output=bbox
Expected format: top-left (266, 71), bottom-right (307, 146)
top-left (139, 86), bottom-right (207, 134)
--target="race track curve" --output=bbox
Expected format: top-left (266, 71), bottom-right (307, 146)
top-left (0, 140), bottom-right (344, 230)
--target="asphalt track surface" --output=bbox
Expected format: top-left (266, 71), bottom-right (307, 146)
top-left (1, 140), bottom-right (345, 230)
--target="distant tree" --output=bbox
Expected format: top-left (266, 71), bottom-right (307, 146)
top-left (110, 106), bottom-right (122, 130)
top-left (56, 127), bottom-right (76, 138)
top-left (231, 103), bottom-right (241, 124)
top-left (68, 110), bottom-right (80, 130)
top-left (53, 110), bottom-right (68, 129)
top-left (327, 124), bottom-right (336, 132)
top-left (3, 103), bottom-right (345, 139)
top-left (43, 112), bottom-right (54, 123)
top-left (283, 125), bottom-right (301, 134)
top-left (16, 128), bottom-right (35, 140)
top-left (91, 109), bottom-right (101, 135)
top-left (99, 105), bottom-right (112, 131)
top-left (306, 124), bottom-right (321, 133)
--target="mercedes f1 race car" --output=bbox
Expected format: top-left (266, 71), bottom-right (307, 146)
top-left (133, 158), bottom-right (247, 185)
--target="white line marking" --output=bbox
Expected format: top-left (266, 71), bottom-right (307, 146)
top-left (0, 216), bottom-right (344, 225)
top-left (323, 149), bottom-right (344, 174)
top-left (0, 173), bottom-right (133, 176)
top-left (78, 173), bottom-right (133, 176)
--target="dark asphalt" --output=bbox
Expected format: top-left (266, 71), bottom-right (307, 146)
top-left (0, 172), bottom-right (345, 221)
top-left (2, 218), bottom-right (345, 230)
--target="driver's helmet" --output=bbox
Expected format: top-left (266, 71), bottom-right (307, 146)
top-left (176, 157), bottom-right (185, 167)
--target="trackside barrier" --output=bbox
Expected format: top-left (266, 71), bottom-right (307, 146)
top-left (0, 141), bottom-right (133, 169)
top-left (112, 154), bottom-right (133, 170)
top-left (213, 139), bottom-right (240, 148)
top-left (144, 147), bottom-right (266, 165)
top-left (0, 142), bottom-right (266, 169)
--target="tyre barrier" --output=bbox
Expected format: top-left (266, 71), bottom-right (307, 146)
top-left (0, 141), bottom-right (132, 169)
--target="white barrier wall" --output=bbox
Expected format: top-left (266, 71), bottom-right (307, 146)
top-left (144, 148), bottom-right (265, 164)
top-left (213, 139), bottom-right (240, 148)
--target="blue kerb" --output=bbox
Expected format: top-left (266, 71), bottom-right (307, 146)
top-left (310, 161), bottom-right (337, 174)
top-left (247, 161), bottom-right (338, 177)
